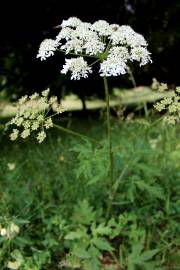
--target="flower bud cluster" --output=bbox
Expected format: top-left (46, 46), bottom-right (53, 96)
top-left (0, 222), bottom-right (20, 239)
top-left (7, 89), bottom-right (65, 143)
top-left (7, 250), bottom-right (24, 270)
top-left (154, 85), bottom-right (180, 125)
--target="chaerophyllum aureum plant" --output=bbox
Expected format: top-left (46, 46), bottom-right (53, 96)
top-left (7, 17), bottom-right (152, 218)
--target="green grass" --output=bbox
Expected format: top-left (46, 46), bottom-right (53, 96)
top-left (0, 117), bottom-right (179, 270)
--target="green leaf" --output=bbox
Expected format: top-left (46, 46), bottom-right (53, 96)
top-left (128, 245), bottom-right (160, 270)
top-left (65, 230), bottom-right (84, 240)
top-left (128, 262), bottom-right (135, 270)
top-left (73, 200), bottom-right (95, 225)
top-left (135, 180), bottom-right (165, 200)
top-left (140, 249), bottom-right (159, 261)
top-left (14, 218), bottom-right (30, 224)
top-left (87, 172), bottom-right (106, 185)
top-left (131, 242), bottom-right (144, 257)
top-left (85, 245), bottom-right (101, 270)
top-left (15, 236), bottom-right (34, 246)
top-left (142, 262), bottom-right (164, 270)
top-left (92, 223), bottom-right (112, 236)
top-left (73, 247), bottom-right (91, 259)
top-left (92, 237), bottom-right (113, 251)
top-left (84, 258), bottom-right (100, 270)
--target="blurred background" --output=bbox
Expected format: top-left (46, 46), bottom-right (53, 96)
top-left (0, 0), bottom-right (180, 100)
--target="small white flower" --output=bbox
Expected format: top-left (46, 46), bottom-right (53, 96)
top-left (7, 163), bottom-right (16, 171)
top-left (110, 25), bottom-right (147, 49)
top-left (37, 131), bottom-right (46, 143)
top-left (61, 17), bottom-right (82, 28)
top-left (149, 139), bottom-right (158, 149)
top-left (29, 92), bottom-right (39, 100)
top-left (162, 97), bottom-right (172, 105)
top-left (31, 121), bottom-right (40, 131)
top-left (10, 129), bottom-right (19, 141)
top-left (44, 118), bottom-right (53, 129)
top-left (56, 106), bottom-right (65, 114)
top-left (37, 115), bottom-right (44, 122)
top-left (49, 96), bottom-right (58, 105)
top-left (37, 39), bottom-right (59, 61)
top-left (130, 33), bottom-right (147, 47)
top-left (1, 223), bottom-right (20, 239)
top-left (38, 97), bottom-right (49, 110)
top-left (130, 47), bottom-right (152, 66)
top-left (61, 57), bottom-right (92, 80)
top-left (9, 223), bottom-right (20, 235)
top-left (52, 103), bottom-right (65, 113)
top-left (154, 102), bottom-right (166, 112)
top-left (100, 46), bottom-right (129, 77)
top-left (42, 88), bottom-right (50, 97)
top-left (78, 22), bottom-right (92, 30)
top-left (100, 57), bottom-right (127, 77)
top-left (7, 261), bottom-right (21, 270)
top-left (176, 87), bottom-right (180, 93)
top-left (23, 120), bottom-right (31, 129)
top-left (169, 104), bottom-right (178, 113)
top-left (83, 39), bottom-right (105, 56)
top-left (110, 25), bottom-right (135, 45)
top-left (18, 95), bottom-right (28, 105)
top-left (21, 129), bottom-right (30, 139)
top-left (75, 24), bottom-right (97, 40)
top-left (165, 115), bottom-right (176, 125)
top-left (15, 117), bottom-right (24, 127)
top-left (60, 38), bottom-right (84, 54)
top-left (23, 110), bottom-right (31, 119)
top-left (91, 20), bottom-right (112, 36)
top-left (56, 27), bottom-right (73, 41)
top-left (108, 46), bottom-right (130, 62)
top-left (1, 228), bottom-right (7, 237)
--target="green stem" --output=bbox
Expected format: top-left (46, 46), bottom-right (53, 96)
top-left (53, 123), bottom-right (101, 145)
top-left (127, 67), bottom-right (136, 88)
top-left (103, 77), bottom-right (114, 219)
top-left (144, 102), bottom-right (149, 119)
top-left (0, 124), bottom-right (4, 130)
top-left (89, 59), bottom-right (101, 67)
top-left (104, 40), bottom-right (112, 55)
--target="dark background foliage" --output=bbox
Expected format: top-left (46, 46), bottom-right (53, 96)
top-left (0, 0), bottom-right (180, 97)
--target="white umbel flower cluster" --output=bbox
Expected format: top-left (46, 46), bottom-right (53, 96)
top-left (110, 25), bottom-right (147, 47)
top-left (37, 17), bottom-right (151, 78)
top-left (61, 17), bottom-right (82, 28)
top-left (37, 39), bottom-right (59, 61)
top-left (100, 46), bottom-right (129, 76)
top-left (7, 89), bottom-right (65, 143)
top-left (61, 57), bottom-right (92, 80)
top-left (130, 47), bottom-right (151, 66)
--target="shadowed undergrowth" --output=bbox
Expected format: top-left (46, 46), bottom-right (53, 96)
top-left (0, 117), bottom-right (179, 270)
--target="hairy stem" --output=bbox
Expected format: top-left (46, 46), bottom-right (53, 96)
top-left (53, 123), bottom-right (101, 145)
top-left (103, 77), bottom-right (114, 219)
